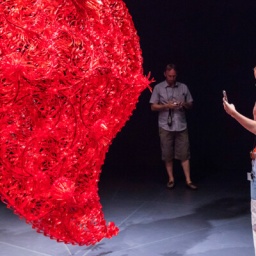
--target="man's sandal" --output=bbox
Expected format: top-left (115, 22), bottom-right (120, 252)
top-left (167, 181), bottom-right (175, 189)
top-left (186, 182), bottom-right (198, 190)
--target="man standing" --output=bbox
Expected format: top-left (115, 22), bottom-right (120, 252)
top-left (150, 64), bottom-right (197, 190)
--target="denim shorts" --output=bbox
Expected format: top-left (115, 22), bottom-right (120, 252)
top-left (159, 127), bottom-right (190, 162)
top-left (251, 160), bottom-right (256, 199)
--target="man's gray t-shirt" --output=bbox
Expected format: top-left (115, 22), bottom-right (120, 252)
top-left (149, 81), bottom-right (193, 132)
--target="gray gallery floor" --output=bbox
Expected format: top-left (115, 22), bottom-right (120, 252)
top-left (0, 168), bottom-right (254, 256)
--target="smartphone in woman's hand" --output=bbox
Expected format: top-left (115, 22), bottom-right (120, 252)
top-left (223, 90), bottom-right (228, 102)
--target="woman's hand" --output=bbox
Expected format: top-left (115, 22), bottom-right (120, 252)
top-left (223, 97), bottom-right (236, 117)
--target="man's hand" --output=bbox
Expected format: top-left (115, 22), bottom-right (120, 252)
top-left (167, 101), bottom-right (182, 109)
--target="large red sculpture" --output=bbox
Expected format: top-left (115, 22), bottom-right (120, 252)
top-left (0, 0), bottom-right (150, 245)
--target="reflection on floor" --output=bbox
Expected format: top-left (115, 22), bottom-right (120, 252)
top-left (0, 169), bottom-right (254, 256)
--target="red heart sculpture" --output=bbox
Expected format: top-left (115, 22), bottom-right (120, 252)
top-left (0, 0), bottom-right (150, 245)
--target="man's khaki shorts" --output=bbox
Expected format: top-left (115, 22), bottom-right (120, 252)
top-left (159, 127), bottom-right (190, 162)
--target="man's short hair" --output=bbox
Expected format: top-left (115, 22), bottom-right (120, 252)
top-left (165, 64), bottom-right (177, 72)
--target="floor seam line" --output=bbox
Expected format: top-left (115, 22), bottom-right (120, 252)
top-left (0, 241), bottom-right (52, 256)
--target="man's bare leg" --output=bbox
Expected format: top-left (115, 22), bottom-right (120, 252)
top-left (181, 159), bottom-right (197, 189)
top-left (165, 161), bottom-right (174, 188)
top-left (181, 159), bottom-right (191, 184)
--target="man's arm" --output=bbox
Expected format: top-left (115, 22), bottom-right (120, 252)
top-left (151, 102), bottom-right (184, 112)
top-left (151, 103), bottom-right (168, 112)
top-left (182, 101), bottom-right (193, 110)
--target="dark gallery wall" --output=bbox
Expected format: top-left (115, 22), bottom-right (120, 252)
top-left (102, 0), bottom-right (256, 182)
